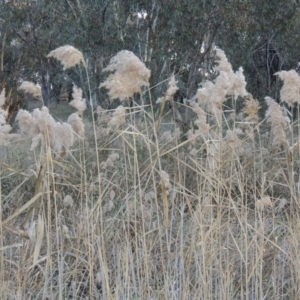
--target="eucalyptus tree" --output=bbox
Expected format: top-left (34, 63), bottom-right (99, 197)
top-left (1, 0), bottom-right (300, 110)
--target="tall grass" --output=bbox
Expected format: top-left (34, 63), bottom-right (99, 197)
top-left (1, 46), bottom-right (300, 299)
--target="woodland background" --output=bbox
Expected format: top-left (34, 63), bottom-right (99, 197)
top-left (1, 0), bottom-right (300, 110)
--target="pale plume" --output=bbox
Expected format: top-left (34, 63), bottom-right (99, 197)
top-left (16, 106), bottom-right (84, 152)
top-left (194, 49), bottom-right (247, 125)
top-left (0, 89), bottom-right (16, 145)
top-left (265, 96), bottom-right (290, 147)
top-left (108, 105), bottom-right (127, 129)
top-left (67, 112), bottom-right (85, 138)
top-left (100, 152), bottom-right (119, 169)
top-left (19, 81), bottom-right (42, 99)
top-left (243, 94), bottom-right (260, 123)
top-left (100, 50), bottom-right (151, 102)
top-left (187, 101), bottom-right (210, 143)
top-left (156, 74), bottom-right (179, 103)
top-left (215, 48), bottom-right (233, 74)
top-left (256, 196), bottom-right (273, 211)
top-left (215, 48), bottom-right (247, 99)
top-left (160, 170), bottom-right (171, 195)
top-left (63, 195), bottom-right (74, 207)
top-left (0, 88), bottom-right (5, 106)
top-left (47, 45), bottom-right (86, 70)
top-left (69, 85), bottom-right (86, 114)
top-left (275, 70), bottom-right (300, 106)
top-left (194, 80), bottom-right (225, 125)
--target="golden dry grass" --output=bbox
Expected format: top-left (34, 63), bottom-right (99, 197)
top-left (1, 99), bottom-right (300, 299)
top-left (1, 47), bottom-right (300, 299)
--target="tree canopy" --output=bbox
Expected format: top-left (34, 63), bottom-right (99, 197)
top-left (1, 0), bottom-right (300, 108)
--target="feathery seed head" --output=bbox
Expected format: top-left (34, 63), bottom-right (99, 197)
top-left (0, 88), bottom-right (6, 106)
top-left (47, 45), bottom-right (86, 70)
top-left (265, 96), bottom-right (290, 147)
top-left (67, 112), bottom-right (85, 138)
top-left (215, 48), bottom-right (233, 74)
top-left (100, 50), bottom-right (151, 102)
top-left (19, 81), bottom-right (42, 99)
top-left (275, 70), bottom-right (300, 106)
top-left (156, 74), bottom-right (179, 103)
top-left (69, 85), bottom-right (86, 114)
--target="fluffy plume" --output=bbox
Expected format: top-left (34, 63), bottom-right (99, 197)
top-left (160, 170), bottom-right (171, 195)
top-left (187, 101), bottom-right (210, 143)
top-left (67, 113), bottom-right (85, 137)
top-left (275, 70), bottom-right (300, 106)
top-left (215, 48), bottom-right (233, 74)
top-left (226, 67), bottom-right (248, 99)
top-left (265, 96), bottom-right (290, 147)
top-left (243, 94), bottom-right (260, 123)
top-left (256, 196), bottom-right (273, 211)
top-left (0, 88), bottom-right (5, 107)
top-left (215, 48), bottom-right (247, 99)
top-left (16, 106), bottom-right (84, 152)
top-left (108, 105), bottom-right (127, 129)
top-left (100, 152), bottom-right (119, 169)
top-left (194, 80), bottom-right (225, 125)
top-left (224, 128), bottom-right (244, 156)
top-left (69, 85), bottom-right (86, 114)
top-left (100, 50), bottom-right (151, 101)
top-left (0, 89), bottom-right (16, 145)
top-left (47, 45), bottom-right (86, 70)
top-left (52, 123), bottom-right (74, 152)
top-left (63, 195), bottom-right (74, 207)
top-left (19, 81), bottom-right (42, 99)
top-left (156, 74), bottom-right (179, 103)
top-left (194, 48), bottom-right (247, 125)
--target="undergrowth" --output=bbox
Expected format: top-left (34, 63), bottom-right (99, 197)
top-left (1, 46), bottom-right (300, 299)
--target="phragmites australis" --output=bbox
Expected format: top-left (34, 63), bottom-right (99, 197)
top-left (108, 105), bottom-right (128, 129)
top-left (47, 45), bottom-right (86, 70)
top-left (194, 48), bottom-right (247, 125)
top-left (0, 89), bottom-right (16, 145)
top-left (275, 70), bottom-right (300, 106)
top-left (100, 50), bottom-right (151, 102)
top-left (16, 106), bottom-right (84, 152)
top-left (214, 48), bottom-right (248, 100)
top-left (243, 93), bottom-right (260, 123)
top-left (69, 85), bottom-right (86, 115)
top-left (156, 74), bottom-right (179, 103)
top-left (265, 96), bottom-right (290, 147)
top-left (187, 101), bottom-right (210, 143)
top-left (19, 81), bottom-right (42, 100)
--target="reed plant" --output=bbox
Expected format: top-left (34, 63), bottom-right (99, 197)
top-left (1, 45), bottom-right (300, 299)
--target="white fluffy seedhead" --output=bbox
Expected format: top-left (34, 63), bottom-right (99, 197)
top-left (16, 106), bottom-right (85, 152)
top-left (265, 96), bottom-right (290, 147)
top-left (69, 85), bottom-right (86, 114)
top-left (19, 81), bottom-right (42, 100)
top-left (275, 70), bottom-right (300, 106)
top-left (156, 74), bottom-right (179, 103)
top-left (47, 45), bottom-right (86, 70)
top-left (108, 105), bottom-right (127, 129)
top-left (0, 89), bottom-right (15, 145)
top-left (100, 50), bottom-right (151, 102)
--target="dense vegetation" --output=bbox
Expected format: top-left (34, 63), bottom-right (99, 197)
top-left (1, 0), bottom-right (300, 108)
top-left (2, 1), bottom-right (300, 299)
